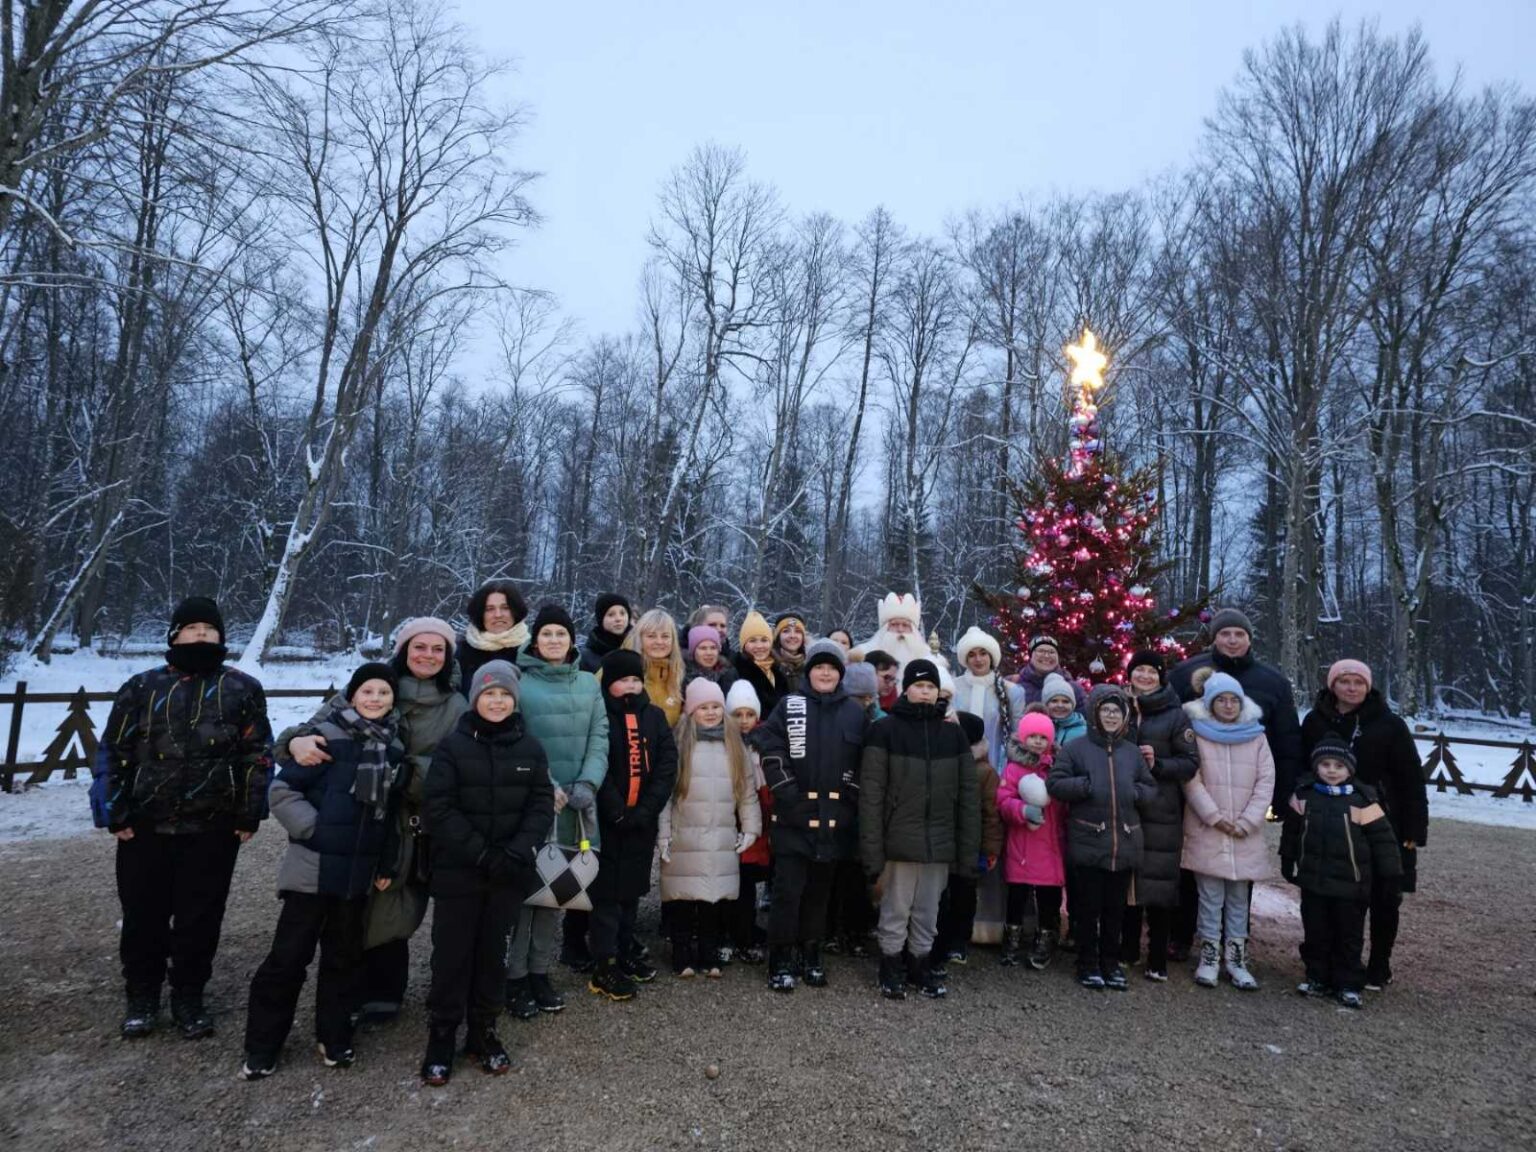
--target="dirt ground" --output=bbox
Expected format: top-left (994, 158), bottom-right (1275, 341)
top-left (1, 818), bottom-right (1533, 1152)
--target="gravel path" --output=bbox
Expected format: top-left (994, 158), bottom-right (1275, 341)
top-left (0, 818), bottom-right (1532, 1152)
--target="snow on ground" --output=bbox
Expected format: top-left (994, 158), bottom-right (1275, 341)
top-left (3, 652), bottom-right (1534, 843)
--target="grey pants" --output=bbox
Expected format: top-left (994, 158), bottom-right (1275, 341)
top-left (1195, 874), bottom-right (1251, 943)
top-left (876, 862), bottom-right (949, 958)
top-left (505, 904), bottom-right (559, 979)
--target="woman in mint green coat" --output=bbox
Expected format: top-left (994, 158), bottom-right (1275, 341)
top-left (501, 603), bottom-right (608, 1017)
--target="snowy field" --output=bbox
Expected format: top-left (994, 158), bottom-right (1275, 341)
top-left (2, 651), bottom-right (1533, 844)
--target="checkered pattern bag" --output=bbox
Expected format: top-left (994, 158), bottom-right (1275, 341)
top-left (523, 810), bottom-right (600, 912)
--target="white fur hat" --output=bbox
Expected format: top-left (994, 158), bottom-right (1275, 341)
top-left (955, 626), bottom-right (1001, 670)
top-left (877, 592), bottom-right (922, 628)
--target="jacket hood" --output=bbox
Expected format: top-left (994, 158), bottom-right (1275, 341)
top-left (1182, 696), bottom-right (1265, 726)
top-left (1086, 683), bottom-right (1130, 736)
top-left (517, 646), bottom-right (579, 676)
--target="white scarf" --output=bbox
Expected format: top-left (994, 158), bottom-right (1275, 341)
top-left (465, 620), bottom-right (529, 652)
top-left (960, 671), bottom-right (994, 719)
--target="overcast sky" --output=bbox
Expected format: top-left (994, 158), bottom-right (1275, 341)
top-left (466, 1), bottom-right (1536, 340)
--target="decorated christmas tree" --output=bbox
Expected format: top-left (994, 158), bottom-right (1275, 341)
top-left (978, 329), bottom-right (1209, 681)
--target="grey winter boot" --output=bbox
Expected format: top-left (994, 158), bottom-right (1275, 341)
top-left (1027, 929), bottom-right (1058, 971)
top-left (1224, 939), bottom-right (1259, 991)
top-left (1193, 940), bottom-right (1221, 988)
top-left (1000, 925), bottom-right (1023, 967)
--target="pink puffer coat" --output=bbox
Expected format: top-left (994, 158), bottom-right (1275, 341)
top-left (997, 751), bottom-right (1066, 888)
top-left (1180, 698), bottom-right (1275, 881)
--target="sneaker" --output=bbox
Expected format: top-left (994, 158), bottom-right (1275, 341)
top-left (239, 1055), bottom-right (276, 1081)
top-left (464, 1028), bottom-right (511, 1075)
top-left (1078, 968), bottom-right (1106, 990)
top-left (928, 952), bottom-right (949, 982)
top-left (1027, 929), bottom-right (1058, 971)
top-left (528, 973), bottom-right (565, 1014)
top-left (878, 953), bottom-right (907, 1001)
top-left (1364, 967), bottom-right (1392, 992)
top-left (1224, 939), bottom-right (1260, 991)
top-left (716, 945), bottom-right (735, 967)
top-left (505, 977), bottom-right (539, 1021)
top-left (1103, 965), bottom-right (1129, 991)
top-left (120, 995), bottom-right (158, 1040)
top-left (1144, 968), bottom-right (1168, 983)
top-left (619, 955), bottom-right (658, 984)
top-left (1193, 940), bottom-right (1221, 988)
top-left (170, 993), bottom-right (215, 1040)
top-left (588, 958), bottom-right (638, 1001)
top-left (315, 1041), bottom-right (354, 1069)
top-left (1338, 989), bottom-right (1364, 1010)
top-left (1296, 979), bottom-right (1335, 999)
top-left (767, 947), bottom-right (796, 993)
top-left (677, 966), bottom-right (697, 980)
top-left (947, 947), bottom-right (968, 966)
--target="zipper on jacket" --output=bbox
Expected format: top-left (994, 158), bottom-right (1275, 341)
top-left (924, 717), bottom-right (933, 863)
top-left (1344, 811), bottom-right (1360, 882)
top-left (1107, 738), bottom-right (1118, 869)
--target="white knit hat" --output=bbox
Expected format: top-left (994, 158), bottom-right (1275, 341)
top-left (1040, 672), bottom-right (1077, 706)
top-left (955, 626), bottom-right (1001, 670)
top-left (725, 680), bottom-right (762, 716)
top-left (937, 665), bottom-right (956, 698)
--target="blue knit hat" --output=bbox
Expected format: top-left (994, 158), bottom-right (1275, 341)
top-left (1202, 671), bottom-right (1245, 707)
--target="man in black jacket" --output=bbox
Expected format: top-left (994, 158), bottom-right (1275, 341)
top-left (91, 596), bottom-right (272, 1041)
top-left (756, 639), bottom-right (869, 991)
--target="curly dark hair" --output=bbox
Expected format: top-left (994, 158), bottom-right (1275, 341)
top-left (466, 579), bottom-right (528, 631)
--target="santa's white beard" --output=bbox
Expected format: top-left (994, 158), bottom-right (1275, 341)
top-left (857, 627), bottom-right (947, 674)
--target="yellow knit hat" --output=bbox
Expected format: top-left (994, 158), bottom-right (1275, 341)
top-left (739, 611), bottom-right (773, 646)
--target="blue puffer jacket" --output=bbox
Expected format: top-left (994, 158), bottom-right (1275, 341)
top-left (267, 709), bottom-right (407, 899)
top-left (516, 647), bottom-right (610, 847)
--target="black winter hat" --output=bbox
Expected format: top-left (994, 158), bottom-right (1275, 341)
top-left (1209, 607), bottom-right (1254, 637)
top-left (168, 596), bottom-right (224, 644)
top-left (345, 661), bottom-right (399, 702)
top-left (594, 592), bottom-right (632, 625)
top-left (601, 648), bottom-right (645, 686)
top-left (1126, 649), bottom-right (1165, 684)
top-left (1310, 735), bottom-right (1357, 776)
top-left (529, 602), bottom-right (577, 643)
top-left (956, 710), bottom-right (985, 746)
top-left (902, 659), bottom-right (942, 691)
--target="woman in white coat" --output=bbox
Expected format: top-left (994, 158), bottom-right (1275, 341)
top-left (659, 679), bottom-right (762, 978)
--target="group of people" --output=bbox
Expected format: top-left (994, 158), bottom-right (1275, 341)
top-left (88, 589), bottom-right (1429, 1086)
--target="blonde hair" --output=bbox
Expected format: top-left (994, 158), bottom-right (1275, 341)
top-left (624, 608), bottom-right (685, 703)
top-left (1190, 665), bottom-right (1215, 695)
top-left (672, 711), bottom-right (751, 805)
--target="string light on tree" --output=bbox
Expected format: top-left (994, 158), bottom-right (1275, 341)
top-left (976, 326), bottom-right (1211, 680)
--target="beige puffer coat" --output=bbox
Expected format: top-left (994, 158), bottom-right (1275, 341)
top-left (1180, 698), bottom-right (1276, 881)
top-left (659, 732), bottom-right (762, 903)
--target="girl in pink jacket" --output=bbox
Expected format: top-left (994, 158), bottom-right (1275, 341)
top-left (997, 712), bottom-right (1066, 970)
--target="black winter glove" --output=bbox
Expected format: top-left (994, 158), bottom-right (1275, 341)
top-left (1280, 857), bottom-right (1298, 885)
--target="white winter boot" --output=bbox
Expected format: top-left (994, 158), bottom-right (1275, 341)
top-left (1225, 939), bottom-right (1259, 991)
top-left (1193, 940), bottom-right (1220, 988)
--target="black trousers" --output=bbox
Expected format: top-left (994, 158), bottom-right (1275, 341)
top-left (668, 899), bottom-right (726, 969)
top-left (767, 855), bottom-right (836, 947)
top-left (1071, 867), bottom-right (1132, 973)
top-left (828, 858), bottom-right (875, 940)
top-left (933, 874), bottom-right (975, 956)
top-left (729, 862), bottom-right (771, 949)
top-left (1005, 883), bottom-right (1063, 932)
top-left (1121, 905), bottom-right (1171, 970)
top-left (116, 828), bottom-right (241, 997)
top-left (589, 897), bottom-right (639, 962)
top-left (1367, 874), bottom-right (1403, 978)
top-left (426, 888), bottom-right (520, 1030)
top-left (1300, 891), bottom-right (1368, 992)
top-left (563, 908), bottom-right (591, 951)
top-left (244, 891), bottom-right (365, 1058)
top-left (1171, 868), bottom-right (1199, 951)
top-left (359, 937), bottom-right (410, 1011)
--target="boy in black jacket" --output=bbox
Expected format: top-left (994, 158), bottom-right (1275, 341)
top-left (1280, 736), bottom-right (1404, 1009)
top-left (421, 661), bottom-right (554, 1085)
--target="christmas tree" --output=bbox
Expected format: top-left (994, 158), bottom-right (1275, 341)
top-left (978, 329), bottom-right (1209, 681)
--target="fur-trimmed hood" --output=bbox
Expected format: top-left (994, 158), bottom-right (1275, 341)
top-left (1182, 696), bottom-right (1265, 726)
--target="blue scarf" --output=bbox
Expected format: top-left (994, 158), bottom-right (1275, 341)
top-left (1312, 781), bottom-right (1353, 796)
top-left (1190, 715), bottom-right (1267, 745)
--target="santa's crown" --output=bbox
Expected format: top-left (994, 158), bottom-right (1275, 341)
top-left (877, 593), bottom-right (922, 628)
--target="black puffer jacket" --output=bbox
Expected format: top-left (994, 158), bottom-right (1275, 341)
top-left (1171, 648), bottom-right (1302, 809)
top-left (423, 712), bottom-right (555, 898)
top-left (1280, 779), bottom-right (1404, 900)
top-left (732, 653), bottom-right (787, 720)
top-left (1301, 689), bottom-right (1427, 847)
top-left (1128, 685), bottom-right (1199, 906)
top-left (757, 686), bottom-right (868, 862)
top-left (859, 700), bottom-right (980, 875)
top-left (93, 661), bottom-right (272, 834)
top-left (579, 627), bottom-right (625, 674)
top-left (592, 690), bottom-right (678, 902)
top-left (1047, 686), bottom-right (1158, 873)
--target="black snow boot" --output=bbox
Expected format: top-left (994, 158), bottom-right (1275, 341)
top-left (120, 992), bottom-right (159, 1039)
top-left (909, 951), bottom-right (946, 999)
top-left (767, 947), bottom-right (796, 993)
top-left (1000, 924), bottom-right (1023, 967)
top-left (420, 1022), bottom-right (457, 1087)
top-left (464, 1020), bottom-right (511, 1075)
top-left (802, 941), bottom-right (828, 988)
top-left (878, 953), bottom-right (907, 1000)
top-left (1028, 928), bottom-right (1058, 971)
top-left (170, 990), bottom-right (215, 1040)
top-left (505, 976), bottom-right (539, 1021)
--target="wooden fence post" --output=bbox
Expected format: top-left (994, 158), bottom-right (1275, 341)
top-left (3, 681), bottom-right (26, 794)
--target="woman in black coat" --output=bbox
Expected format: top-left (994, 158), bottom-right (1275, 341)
top-left (1299, 659), bottom-right (1427, 988)
top-left (1119, 653), bottom-right (1199, 980)
top-left (587, 650), bottom-right (679, 1000)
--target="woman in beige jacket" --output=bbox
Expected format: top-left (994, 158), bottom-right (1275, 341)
top-left (659, 680), bottom-right (762, 978)
top-left (1181, 672), bottom-right (1275, 992)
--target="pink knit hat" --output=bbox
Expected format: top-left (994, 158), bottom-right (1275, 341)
top-left (686, 626), bottom-right (721, 658)
top-left (684, 677), bottom-right (726, 716)
top-left (1016, 712), bottom-right (1056, 744)
top-left (1327, 659), bottom-right (1373, 692)
top-left (392, 616), bottom-right (457, 655)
